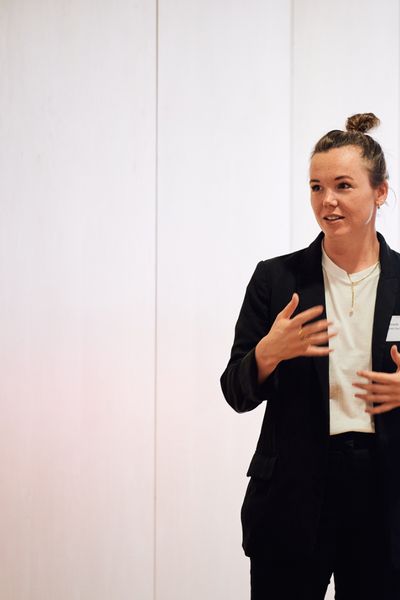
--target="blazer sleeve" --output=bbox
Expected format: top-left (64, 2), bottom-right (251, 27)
top-left (220, 261), bottom-right (277, 413)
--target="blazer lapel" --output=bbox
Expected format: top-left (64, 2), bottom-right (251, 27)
top-left (372, 233), bottom-right (400, 373)
top-left (296, 233), bottom-right (330, 433)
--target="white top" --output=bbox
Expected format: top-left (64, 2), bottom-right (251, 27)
top-left (321, 245), bottom-right (380, 435)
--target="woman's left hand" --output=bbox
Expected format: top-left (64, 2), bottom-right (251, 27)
top-left (353, 345), bottom-right (400, 415)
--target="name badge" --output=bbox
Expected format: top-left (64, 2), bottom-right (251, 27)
top-left (386, 316), bottom-right (400, 341)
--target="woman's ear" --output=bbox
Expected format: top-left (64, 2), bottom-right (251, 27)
top-left (376, 180), bottom-right (389, 208)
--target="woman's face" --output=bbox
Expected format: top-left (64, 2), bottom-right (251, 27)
top-left (309, 145), bottom-right (388, 241)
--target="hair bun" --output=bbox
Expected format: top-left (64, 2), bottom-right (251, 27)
top-left (345, 113), bottom-right (380, 134)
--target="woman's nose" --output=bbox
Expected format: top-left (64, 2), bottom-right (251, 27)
top-left (323, 191), bottom-right (338, 207)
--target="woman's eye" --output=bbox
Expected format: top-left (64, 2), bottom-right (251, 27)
top-left (311, 184), bottom-right (321, 192)
top-left (338, 182), bottom-right (351, 189)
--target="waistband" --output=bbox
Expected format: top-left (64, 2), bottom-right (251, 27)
top-left (329, 431), bottom-right (376, 451)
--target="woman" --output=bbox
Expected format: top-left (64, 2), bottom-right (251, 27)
top-left (221, 113), bottom-right (400, 599)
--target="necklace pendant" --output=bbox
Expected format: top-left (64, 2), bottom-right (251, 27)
top-left (346, 260), bottom-right (380, 318)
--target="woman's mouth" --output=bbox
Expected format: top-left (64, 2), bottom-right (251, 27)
top-left (324, 215), bottom-right (344, 222)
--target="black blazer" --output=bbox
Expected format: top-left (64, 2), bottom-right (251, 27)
top-left (221, 232), bottom-right (400, 567)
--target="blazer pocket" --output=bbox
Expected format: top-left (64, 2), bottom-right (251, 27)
top-left (246, 453), bottom-right (277, 481)
top-left (241, 453), bottom-right (278, 549)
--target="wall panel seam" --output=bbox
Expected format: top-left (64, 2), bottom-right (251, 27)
top-left (153, 0), bottom-right (159, 599)
top-left (289, 0), bottom-right (294, 251)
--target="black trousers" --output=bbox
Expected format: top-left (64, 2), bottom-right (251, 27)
top-left (250, 432), bottom-right (400, 600)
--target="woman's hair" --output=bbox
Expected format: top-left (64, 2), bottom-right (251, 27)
top-left (311, 113), bottom-right (388, 187)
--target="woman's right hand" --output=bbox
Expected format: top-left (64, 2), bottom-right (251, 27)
top-left (255, 293), bottom-right (335, 383)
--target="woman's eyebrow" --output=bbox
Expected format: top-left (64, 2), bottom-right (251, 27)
top-left (309, 175), bottom-right (355, 183)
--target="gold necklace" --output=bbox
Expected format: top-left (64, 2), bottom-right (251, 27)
top-left (346, 261), bottom-right (380, 315)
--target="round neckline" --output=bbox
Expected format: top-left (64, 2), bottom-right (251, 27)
top-left (321, 243), bottom-right (380, 284)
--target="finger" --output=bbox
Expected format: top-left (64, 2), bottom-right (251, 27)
top-left (352, 383), bottom-right (395, 394)
top-left (366, 402), bottom-right (400, 415)
top-left (292, 305), bottom-right (324, 326)
top-left (303, 346), bottom-right (333, 357)
top-left (354, 393), bottom-right (396, 403)
top-left (391, 344), bottom-right (400, 369)
top-left (304, 331), bottom-right (336, 346)
top-left (301, 319), bottom-right (333, 337)
top-left (278, 293), bottom-right (299, 320)
top-left (356, 370), bottom-right (396, 384)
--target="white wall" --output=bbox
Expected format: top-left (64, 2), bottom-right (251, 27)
top-left (157, 2), bottom-right (291, 597)
top-left (0, 2), bottom-right (156, 599)
top-left (1, 1), bottom-right (399, 599)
